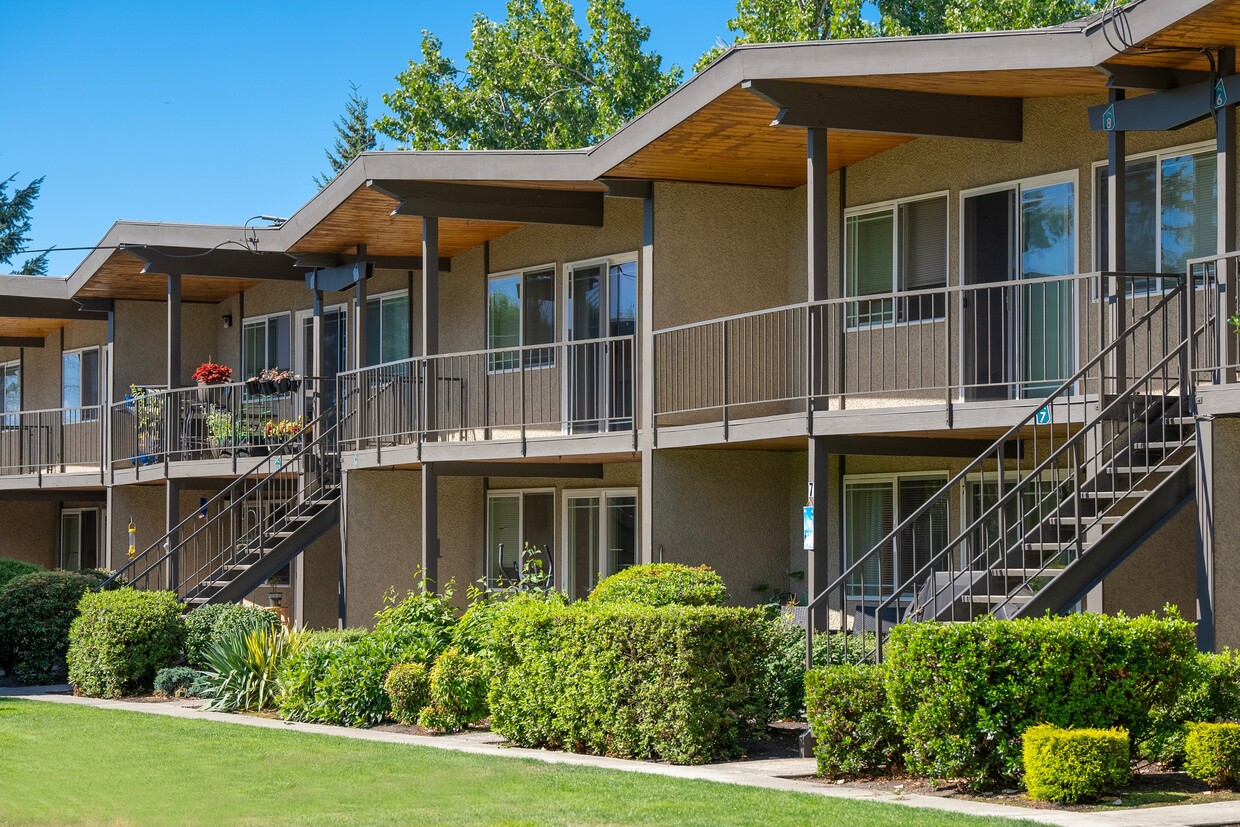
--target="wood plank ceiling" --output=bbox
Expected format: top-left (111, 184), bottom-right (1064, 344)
top-left (0, 317), bottom-right (80, 339)
top-left (1107, 0), bottom-right (1240, 69)
top-left (74, 249), bottom-right (259, 303)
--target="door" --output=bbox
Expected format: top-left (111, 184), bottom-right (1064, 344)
top-left (1019, 181), bottom-right (1076, 397)
top-left (567, 260), bottom-right (637, 433)
top-left (60, 508), bottom-right (99, 571)
top-left (564, 490), bottom-right (638, 599)
top-left (962, 189), bottom-right (1016, 400)
top-left (297, 307), bottom-right (347, 417)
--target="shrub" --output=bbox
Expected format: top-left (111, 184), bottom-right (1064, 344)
top-left (66, 589), bottom-right (186, 698)
top-left (763, 617), bottom-right (875, 720)
top-left (0, 571), bottom-right (97, 684)
top-left (1185, 723), bottom-right (1240, 788)
top-left (1144, 650), bottom-right (1240, 764)
top-left (805, 664), bottom-right (900, 777)
top-left (885, 609), bottom-right (1195, 786)
top-left (201, 626), bottom-right (307, 712)
top-left (418, 648), bottom-right (489, 732)
top-left (384, 662), bottom-right (431, 726)
top-left (1023, 725), bottom-right (1131, 803)
top-left (184, 603), bottom-right (281, 669)
top-left (588, 563), bottom-right (728, 608)
top-left (276, 629), bottom-right (366, 722)
top-left (489, 600), bottom-right (771, 764)
top-left (0, 558), bottom-right (43, 589)
top-left (76, 569), bottom-right (124, 590)
top-left (153, 666), bottom-right (201, 698)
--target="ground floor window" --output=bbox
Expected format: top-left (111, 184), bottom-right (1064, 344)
top-left (563, 489), bottom-right (637, 600)
top-left (60, 508), bottom-right (100, 571)
top-left (486, 490), bottom-right (555, 585)
top-left (843, 473), bottom-right (947, 598)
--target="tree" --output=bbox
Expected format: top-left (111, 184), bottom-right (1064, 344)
top-left (696, 0), bottom-right (874, 71)
top-left (376, 0), bottom-right (682, 151)
top-left (880, 0), bottom-right (1108, 36)
top-left (314, 82), bottom-right (380, 189)
top-left (0, 175), bottom-right (48, 276)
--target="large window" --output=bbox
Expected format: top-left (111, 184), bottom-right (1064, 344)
top-left (365, 291), bottom-right (410, 366)
top-left (488, 267), bottom-right (556, 371)
top-left (242, 313), bottom-right (292, 380)
top-left (62, 348), bottom-right (100, 423)
top-left (2, 360), bottom-right (18, 426)
top-left (844, 473), bottom-right (948, 598)
top-left (564, 489), bottom-right (637, 600)
top-left (486, 490), bottom-right (555, 585)
top-left (1095, 143), bottom-right (1218, 292)
top-left (845, 194), bottom-right (948, 326)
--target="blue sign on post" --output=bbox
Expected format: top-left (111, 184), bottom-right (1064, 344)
top-left (803, 506), bottom-right (814, 550)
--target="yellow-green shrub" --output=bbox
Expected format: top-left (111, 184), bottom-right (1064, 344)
top-left (1185, 723), bottom-right (1240, 788)
top-left (417, 648), bottom-right (489, 732)
top-left (1022, 725), bottom-right (1131, 803)
top-left (588, 564), bottom-right (727, 608)
top-left (384, 662), bottom-right (431, 726)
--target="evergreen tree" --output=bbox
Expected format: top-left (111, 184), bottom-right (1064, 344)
top-left (0, 174), bottom-right (48, 276)
top-left (314, 82), bottom-right (380, 189)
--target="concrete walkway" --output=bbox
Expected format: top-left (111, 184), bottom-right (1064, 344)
top-left (6, 688), bottom-right (1240, 827)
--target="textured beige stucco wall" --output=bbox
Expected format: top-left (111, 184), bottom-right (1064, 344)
top-left (0, 501), bottom-right (59, 567)
top-left (344, 469), bottom-right (423, 626)
top-left (299, 531), bottom-right (340, 630)
top-left (1212, 418), bottom-right (1240, 649)
top-left (107, 484), bottom-right (165, 570)
top-left (1100, 498), bottom-right (1197, 622)
top-left (113, 300), bottom-right (216, 394)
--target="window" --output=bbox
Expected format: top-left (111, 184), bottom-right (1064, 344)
top-left (60, 508), bottom-right (100, 571)
top-left (488, 267), bottom-right (556, 371)
top-left (365, 291), bottom-right (410, 366)
top-left (845, 195), bottom-right (948, 326)
top-left (843, 473), bottom-right (948, 598)
top-left (486, 490), bottom-right (555, 585)
top-left (1, 360), bottom-right (18, 427)
top-left (62, 348), bottom-right (100, 423)
top-left (1095, 143), bottom-right (1218, 293)
top-left (563, 489), bottom-right (637, 600)
top-left (242, 313), bottom-right (292, 380)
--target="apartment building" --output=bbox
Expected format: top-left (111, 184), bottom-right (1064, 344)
top-left (3, 0), bottom-right (1239, 650)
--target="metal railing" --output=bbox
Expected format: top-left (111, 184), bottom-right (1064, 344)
top-left (337, 334), bottom-right (637, 455)
top-left (806, 273), bottom-right (1194, 664)
top-left (109, 379), bottom-right (319, 478)
top-left (103, 406), bottom-right (341, 599)
top-left (653, 271), bottom-right (1178, 430)
top-left (0, 406), bottom-right (104, 481)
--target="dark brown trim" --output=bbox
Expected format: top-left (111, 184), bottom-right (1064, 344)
top-left (435, 461), bottom-right (604, 478)
top-left (369, 180), bottom-right (605, 227)
top-left (0, 337), bottom-right (44, 348)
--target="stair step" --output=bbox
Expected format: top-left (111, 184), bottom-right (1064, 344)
top-left (962, 593), bottom-right (1032, 605)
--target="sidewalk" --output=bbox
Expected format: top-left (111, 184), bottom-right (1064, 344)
top-left (6, 688), bottom-right (1240, 827)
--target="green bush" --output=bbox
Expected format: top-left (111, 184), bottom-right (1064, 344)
top-left (0, 558), bottom-right (43, 589)
top-left (184, 603), bottom-right (281, 669)
top-left (201, 626), bottom-right (307, 712)
top-left (153, 666), bottom-right (201, 698)
top-left (0, 571), bottom-right (97, 684)
top-left (805, 664), bottom-right (900, 777)
top-left (66, 589), bottom-right (186, 698)
top-left (276, 629), bottom-right (366, 721)
top-left (1144, 650), bottom-right (1240, 764)
top-left (1185, 723), bottom-right (1240, 788)
top-left (384, 662), bottom-right (431, 726)
top-left (763, 617), bottom-right (875, 720)
top-left (885, 610), bottom-right (1195, 786)
top-left (1023, 725), bottom-right (1131, 803)
top-left (418, 648), bottom-right (489, 732)
top-left (489, 600), bottom-right (771, 764)
top-left (588, 563), bottom-right (727, 608)
top-left (76, 569), bottom-right (124, 590)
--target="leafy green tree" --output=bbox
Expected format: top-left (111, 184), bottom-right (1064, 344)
top-left (0, 175), bottom-right (49, 275)
top-left (314, 82), bottom-right (380, 189)
top-left (696, 0), bottom-right (874, 71)
top-left (880, 0), bottom-right (1108, 35)
top-left (377, 0), bottom-right (682, 150)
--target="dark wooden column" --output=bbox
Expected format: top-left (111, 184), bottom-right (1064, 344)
top-left (1219, 47), bottom-right (1237, 376)
top-left (421, 217), bottom-right (440, 587)
top-left (639, 193), bottom-right (655, 562)
top-left (1106, 89), bottom-right (1127, 394)
top-left (353, 245), bottom-right (368, 370)
top-left (312, 286), bottom-right (325, 418)
top-left (806, 127), bottom-right (831, 646)
top-left (167, 273), bottom-right (182, 388)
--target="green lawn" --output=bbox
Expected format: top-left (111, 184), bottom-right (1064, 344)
top-left (0, 699), bottom-right (1039, 827)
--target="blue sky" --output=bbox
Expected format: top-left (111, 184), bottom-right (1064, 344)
top-left (2, 0), bottom-right (738, 275)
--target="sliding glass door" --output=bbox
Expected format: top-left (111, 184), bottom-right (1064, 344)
top-left (567, 259), bottom-right (637, 433)
top-left (564, 490), bottom-right (637, 599)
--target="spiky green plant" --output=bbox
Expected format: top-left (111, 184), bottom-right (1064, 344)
top-left (201, 626), bottom-right (308, 712)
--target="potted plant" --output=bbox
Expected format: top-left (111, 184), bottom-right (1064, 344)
top-left (260, 368), bottom-right (279, 396)
top-left (192, 359), bottom-right (232, 402)
top-left (263, 416), bottom-right (306, 452)
top-left (128, 385), bottom-right (165, 465)
top-left (205, 409), bottom-right (235, 459)
top-left (266, 575), bottom-right (283, 608)
top-left (245, 374), bottom-right (263, 396)
top-left (273, 369), bottom-right (292, 394)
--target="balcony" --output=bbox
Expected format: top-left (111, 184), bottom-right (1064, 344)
top-left (0, 406), bottom-right (105, 487)
top-left (337, 334), bottom-right (637, 464)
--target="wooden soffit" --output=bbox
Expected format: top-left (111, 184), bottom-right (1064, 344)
top-left (74, 249), bottom-right (259, 303)
top-left (1105, 0), bottom-right (1240, 72)
top-left (0, 317), bottom-right (74, 340)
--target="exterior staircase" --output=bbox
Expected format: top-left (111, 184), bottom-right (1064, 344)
top-left (102, 408), bottom-right (342, 606)
top-left (807, 275), bottom-right (1200, 663)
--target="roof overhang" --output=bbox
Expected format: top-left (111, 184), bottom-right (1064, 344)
top-left (0, 275), bottom-right (108, 344)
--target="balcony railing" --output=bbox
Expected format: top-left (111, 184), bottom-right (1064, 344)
top-left (0, 406), bottom-right (105, 482)
top-left (337, 334), bottom-right (637, 455)
top-left (654, 271), bottom-right (1177, 431)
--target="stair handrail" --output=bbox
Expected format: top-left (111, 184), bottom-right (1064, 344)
top-left (101, 405), bottom-right (343, 591)
top-left (804, 274), bottom-right (1188, 661)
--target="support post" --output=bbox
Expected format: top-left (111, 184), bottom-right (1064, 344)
top-left (422, 463), bottom-right (440, 587)
top-left (1107, 89), bottom-right (1127, 394)
top-left (353, 246), bottom-right (368, 370)
top-left (807, 441), bottom-right (830, 660)
top-left (1197, 415), bottom-right (1216, 651)
top-left (639, 194), bottom-right (656, 563)
top-left (167, 273), bottom-right (182, 389)
top-left (805, 127), bottom-right (831, 664)
top-left (1219, 48), bottom-right (1237, 380)
top-left (423, 217), bottom-right (440, 440)
top-left (312, 288), bottom-right (324, 419)
top-left (165, 480), bottom-right (181, 593)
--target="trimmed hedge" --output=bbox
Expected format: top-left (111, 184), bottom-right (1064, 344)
top-left (66, 589), bottom-right (186, 698)
top-left (1022, 725), bottom-right (1131, 803)
top-left (418, 647), bottom-right (489, 732)
top-left (764, 618), bottom-right (875, 719)
top-left (885, 610), bottom-right (1196, 785)
top-left (588, 564), bottom-right (727, 608)
top-left (1145, 650), bottom-right (1240, 764)
top-left (384, 662), bottom-right (431, 726)
top-left (805, 664), bottom-right (900, 777)
top-left (488, 600), bottom-right (771, 764)
top-left (1185, 723), bottom-right (1240, 788)
top-left (0, 558), bottom-right (43, 589)
top-left (0, 571), bottom-right (98, 684)
top-left (184, 603), bottom-right (280, 669)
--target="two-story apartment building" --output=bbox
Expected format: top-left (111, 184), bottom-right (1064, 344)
top-left (4, 0), bottom-right (1240, 652)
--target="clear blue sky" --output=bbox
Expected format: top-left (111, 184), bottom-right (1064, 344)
top-left (2, 0), bottom-right (738, 275)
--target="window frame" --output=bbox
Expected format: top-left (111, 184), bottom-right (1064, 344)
top-left (563, 252), bottom-right (640, 342)
top-left (294, 303), bottom-right (348, 377)
top-left (241, 311), bottom-right (293, 379)
top-left (485, 488), bottom-right (557, 586)
top-left (62, 346), bottom-right (101, 423)
top-left (842, 470), bottom-right (950, 600)
top-left (364, 289), bottom-right (411, 367)
top-left (843, 191), bottom-right (951, 330)
top-left (486, 263), bottom-right (558, 374)
top-left (1, 359), bottom-right (19, 427)
top-left (59, 506), bottom-right (101, 571)
top-left (560, 487), bottom-right (639, 599)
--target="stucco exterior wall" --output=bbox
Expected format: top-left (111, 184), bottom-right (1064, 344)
top-left (1211, 418), bottom-right (1240, 649)
top-left (0, 501), bottom-right (59, 567)
top-left (107, 483), bottom-right (165, 570)
top-left (1099, 498), bottom-right (1197, 622)
top-left (112, 300), bottom-right (216, 394)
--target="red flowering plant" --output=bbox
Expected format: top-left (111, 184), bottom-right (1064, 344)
top-left (192, 360), bottom-right (233, 384)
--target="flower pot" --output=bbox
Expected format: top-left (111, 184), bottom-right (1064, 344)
top-left (276, 377), bottom-right (291, 393)
top-left (290, 378), bottom-right (302, 393)
top-left (245, 378), bottom-right (262, 395)
top-left (267, 591), bottom-right (283, 607)
top-left (261, 380), bottom-right (278, 395)
top-left (197, 381), bottom-right (209, 403)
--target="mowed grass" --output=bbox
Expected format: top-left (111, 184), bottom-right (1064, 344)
top-left (0, 699), bottom-right (1039, 827)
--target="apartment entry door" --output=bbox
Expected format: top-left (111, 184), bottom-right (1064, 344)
top-left (296, 307), bottom-right (347, 417)
top-left (564, 490), bottom-right (638, 599)
top-left (961, 178), bottom-right (1076, 401)
top-left (566, 260), bottom-right (637, 433)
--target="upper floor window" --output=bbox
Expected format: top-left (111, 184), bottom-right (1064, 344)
top-left (2, 360), bottom-right (18, 426)
top-left (242, 313), bottom-right (291, 380)
top-left (62, 347), bottom-right (100, 422)
top-left (365, 291), bottom-right (410, 367)
top-left (1095, 143), bottom-right (1218, 293)
top-left (488, 266), bottom-right (555, 371)
top-left (844, 194), bottom-right (948, 327)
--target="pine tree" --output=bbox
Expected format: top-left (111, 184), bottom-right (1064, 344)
top-left (314, 82), bottom-right (380, 189)
top-left (0, 174), bottom-right (49, 275)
